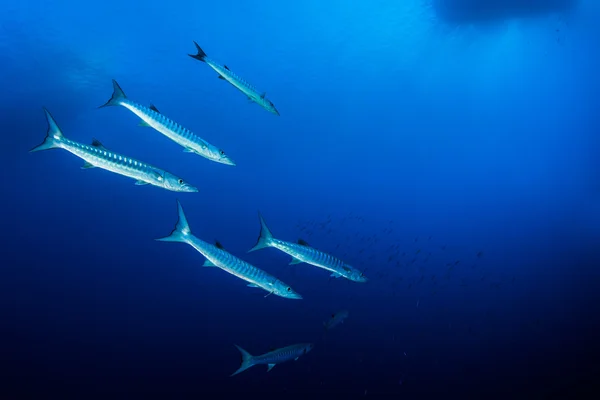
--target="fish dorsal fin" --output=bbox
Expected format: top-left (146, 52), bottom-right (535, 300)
top-left (91, 138), bottom-right (107, 150)
top-left (260, 92), bottom-right (266, 99)
top-left (215, 241), bottom-right (225, 250)
top-left (149, 104), bottom-right (160, 113)
top-left (135, 180), bottom-right (149, 185)
top-left (298, 239), bottom-right (310, 246)
top-left (224, 65), bottom-right (230, 70)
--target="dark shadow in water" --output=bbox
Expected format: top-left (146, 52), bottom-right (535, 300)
top-left (433, 0), bottom-right (577, 23)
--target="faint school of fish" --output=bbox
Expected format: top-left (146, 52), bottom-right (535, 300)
top-left (31, 41), bottom-right (361, 376)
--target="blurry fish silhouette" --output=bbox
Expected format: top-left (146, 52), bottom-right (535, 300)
top-left (230, 343), bottom-right (313, 376)
top-left (323, 310), bottom-right (349, 331)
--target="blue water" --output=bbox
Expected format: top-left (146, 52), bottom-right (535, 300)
top-left (2, 0), bottom-right (599, 398)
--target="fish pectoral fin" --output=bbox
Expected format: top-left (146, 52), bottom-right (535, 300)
top-left (138, 120), bottom-right (151, 127)
top-left (81, 162), bottom-right (96, 169)
top-left (203, 259), bottom-right (217, 267)
top-left (260, 92), bottom-right (266, 99)
top-left (267, 364), bottom-right (276, 372)
top-left (294, 357), bottom-right (299, 361)
top-left (289, 258), bottom-right (303, 265)
top-left (135, 180), bottom-right (149, 185)
top-left (247, 97), bottom-right (254, 103)
top-left (217, 75), bottom-right (226, 80)
top-left (330, 272), bottom-right (343, 278)
top-left (247, 284), bottom-right (259, 288)
top-left (183, 148), bottom-right (195, 153)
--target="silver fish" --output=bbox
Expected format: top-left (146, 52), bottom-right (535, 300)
top-left (188, 42), bottom-right (280, 116)
top-left (30, 108), bottom-right (197, 193)
top-left (100, 80), bottom-right (235, 166)
top-left (249, 213), bottom-right (368, 282)
top-left (156, 201), bottom-right (302, 300)
top-left (230, 343), bottom-right (313, 376)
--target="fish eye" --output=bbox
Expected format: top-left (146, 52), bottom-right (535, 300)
top-left (219, 150), bottom-right (225, 155)
top-left (178, 179), bottom-right (183, 184)
top-left (286, 287), bottom-right (291, 292)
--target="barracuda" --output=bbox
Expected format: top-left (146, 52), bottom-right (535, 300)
top-left (30, 108), bottom-right (197, 193)
top-left (188, 42), bottom-right (280, 116)
top-left (248, 213), bottom-right (368, 282)
top-left (230, 343), bottom-right (313, 377)
top-left (100, 80), bottom-right (235, 166)
top-left (156, 200), bottom-right (302, 300)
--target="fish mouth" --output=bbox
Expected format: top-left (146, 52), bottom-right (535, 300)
top-left (273, 108), bottom-right (280, 116)
top-left (220, 158), bottom-right (236, 166)
top-left (288, 293), bottom-right (303, 300)
top-left (182, 185), bottom-right (199, 193)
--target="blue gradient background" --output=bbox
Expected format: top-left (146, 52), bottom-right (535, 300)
top-left (1, 0), bottom-right (599, 398)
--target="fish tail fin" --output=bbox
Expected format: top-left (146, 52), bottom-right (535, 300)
top-left (248, 212), bottom-right (274, 252)
top-left (230, 345), bottom-right (255, 377)
top-left (155, 200), bottom-right (192, 243)
top-left (30, 108), bottom-right (65, 152)
top-left (188, 41), bottom-right (207, 62)
top-left (99, 79), bottom-right (127, 108)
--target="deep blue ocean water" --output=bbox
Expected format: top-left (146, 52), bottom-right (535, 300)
top-left (1, 0), bottom-right (599, 398)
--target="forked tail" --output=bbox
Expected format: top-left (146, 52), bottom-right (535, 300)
top-left (248, 212), bottom-right (275, 252)
top-left (99, 79), bottom-right (127, 108)
top-left (30, 108), bottom-right (65, 153)
top-left (155, 200), bottom-right (192, 243)
top-left (230, 345), bottom-right (255, 377)
top-left (188, 41), bottom-right (207, 62)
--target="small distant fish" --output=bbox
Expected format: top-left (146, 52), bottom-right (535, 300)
top-left (100, 80), bottom-right (235, 166)
top-left (324, 310), bottom-right (349, 330)
top-left (230, 343), bottom-right (313, 376)
top-left (189, 42), bottom-right (280, 116)
top-left (31, 108), bottom-right (197, 193)
top-left (157, 201), bottom-right (301, 300)
top-left (249, 213), bottom-right (367, 282)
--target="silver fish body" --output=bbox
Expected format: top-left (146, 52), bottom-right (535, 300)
top-left (189, 42), bottom-right (280, 116)
top-left (249, 213), bottom-right (368, 282)
top-left (231, 343), bottom-right (313, 376)
top-left (100, 80), bottom-right (235, 166)
top-left (30, 108), bottom-right (197, 193)
top-left (156, 201), bottom-right (301, 300)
